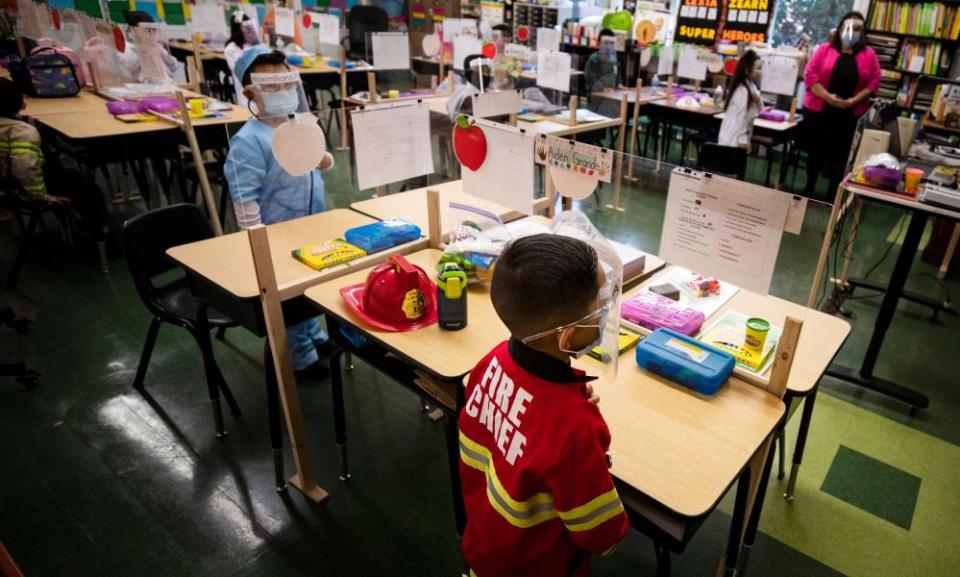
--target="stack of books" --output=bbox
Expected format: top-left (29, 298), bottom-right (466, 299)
top-left (868, 1), bottom-right (960, 40)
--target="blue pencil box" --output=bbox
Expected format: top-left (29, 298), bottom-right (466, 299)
top-left (635, 328), bottom-right (735, 395)
top-left (344, 219), bottom-right (422, 254)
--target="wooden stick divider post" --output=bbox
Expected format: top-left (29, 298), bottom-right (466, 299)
top-left (940, 224), bottom-right (960, 279)
top-left (715, 316), bottom-right (802, 577)
top-left (447, 70), bottom-right (455, 95)
top-left (337, 47), bottom-right (350, 151)
top-left (789, 97), bottom-right (798, 124)
top-left (427, 188), bottom-right (442, 248)
top-left (605, 92), bottom-right (629, 212)
top-left (806, 182), bottom-right (848, 308)
top-left (247, 224), bottom-right (330, 504)
top-left (367, 71), bottom-right (377, 104)
top-left (191, 36), bottom-right (206, 84)
top-left (568, 95), bottom-right (578, 125)
top-left (625, 81), bottom-right (642, 182)
top-left (173, 91), bottom-right (224, 235)
top-left (438, 51), bottom-right (446, 87)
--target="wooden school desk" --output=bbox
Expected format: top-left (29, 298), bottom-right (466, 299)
top-left (630, 266), bottom-right (851, 503)
top-left (167, 209), bottom-right (429, 489)
top-left (22, 91), bottom-right (109, 116)
top-left (349, 179), bottom-right (524, 235)
top-left (303, 248), bottom-right (779, 577)
top-left (809, 181), bottom-right (960, 413)
top-left (713, 112), bottom-right (803, 188)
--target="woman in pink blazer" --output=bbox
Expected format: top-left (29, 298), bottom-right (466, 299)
top-left (802, 11), bottom-right (881, 197)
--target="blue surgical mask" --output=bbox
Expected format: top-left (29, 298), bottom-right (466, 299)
top-left (841, 21), bottom-right (862, 47)
top-left (261, 89), bottom-right (300, 117)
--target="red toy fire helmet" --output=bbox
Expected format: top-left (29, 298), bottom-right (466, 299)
top-left (340, 255), bottom-right (438, 332)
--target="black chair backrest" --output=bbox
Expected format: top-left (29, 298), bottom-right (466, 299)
top-left (347, 5), bottom-right (388, 59)
top-left (698, 143), bottom-right (747, 181)
top-left (463, 54), bottom-right (492, 88)
top-left (122, 203), bottom-right (213, 304)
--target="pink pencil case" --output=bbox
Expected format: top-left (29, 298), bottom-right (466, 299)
top-left (759, 108), bottom-right (787, 122)
top-left (621, 290), bottom-right (705, 336)
top-left (106, 100), bottom-right (145, 115)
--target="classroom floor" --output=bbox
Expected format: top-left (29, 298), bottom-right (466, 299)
top-left (1, 130), bottom-right (959, 577)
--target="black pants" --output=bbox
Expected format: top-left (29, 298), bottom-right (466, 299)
top-left (803, 108), bottom-right (859, 198)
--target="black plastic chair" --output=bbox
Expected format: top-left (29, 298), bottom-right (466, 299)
top-left (0, 176), bottom-right (73, 289)
top-left (697, 143), bottom-right (747, 181)
top-left (346, 5), bottom-right (388, 61)
top-left (122, 204), bottom-right (240, 438)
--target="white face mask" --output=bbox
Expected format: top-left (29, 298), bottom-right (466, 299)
top-left (840, 20), bottom-right (862, 47)
top-left (261, 88), bottom-right (300, 117)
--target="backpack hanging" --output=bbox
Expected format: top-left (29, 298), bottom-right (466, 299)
top-left (18, 45), bottom-right (83, 98)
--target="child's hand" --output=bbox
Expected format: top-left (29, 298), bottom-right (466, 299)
top-left (318, 152), bottom-right (334, 171)
top-left (585, 383), bottom-right (600, 405)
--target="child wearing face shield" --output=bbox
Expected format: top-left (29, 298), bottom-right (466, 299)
top-left (115, 11), bottom-right (179, 83)
top-left (225, 12), bottom-right (261, 108)
top-left (458, 234), bottom-right (628, 577)
top-left (801, 11), bottom-right (880, 198)
top-left (584, 30), bottom-right (620, 95)
top-left (718, 49), bottom-right (763, 152)
top-left (224, 46), bottom-right (335, 378)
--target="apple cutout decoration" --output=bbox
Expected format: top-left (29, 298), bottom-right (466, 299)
top-left (517, 26), bottom-right (529, 42)
top-left (453, 115), bottom-right (487, 172)
top-left (723, 59), bottom-right (737, 76)
top-left (481, 41), bottom-right (496, 59)
top-left (113, 25), bottom-right (125, 52)
top-left (52, 9), bottom-right (61, 31)
top-left (302, 13), bottom-right (312, 28)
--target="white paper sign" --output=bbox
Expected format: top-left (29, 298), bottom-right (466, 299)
top-left (471, 90), bottom-right (522, 118)
top-left (17, 0), bottom-right (42, 39)
top-left (453, 35), bottom-right (484, 70)
top-left (536, 50), bottom-right (572, 92)
top-left (132, 27), bottom-right (172, 84)
top-left (908, 55), bottom-right (925, 73)
top-left (351, 101), bottom-right (435, 191)
top-left (535, 134), bottom-right (614, 183)
top-left (274, 7), bottom-right (295, 38)
top-left (481, 1), bottom-right (505, 26)
top-left (462, 119), bottom-right (536, 215)
top-left (317, 13), bottom-right (340, 46)
top-left (442, 18), bottom-right (477, 40)
top-left (658, 169), bottom-right (790, 295)
top-left (657, 44), bottom-right (675, 77)
top-left (504, 43), bottom-right (531, 60)
top-left (760, 55), bottom-right (799, 96)
top-left (677, 45), bottom-right (707, 81)
top-left (371, 32), bottom-right (410, 70)
top-left (537, 27), bottom-right (560, 53)
top-left (191, 4), bottom-right (228, 38)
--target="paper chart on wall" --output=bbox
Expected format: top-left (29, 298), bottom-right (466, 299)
top-left (317, 13), bottom-right (340, 46)
top-left (371, 32), bottom-right (410, 70)
top-left (462, 119), bottom-right (536, 215)
top-left (351, 101), bottom-right (435, 191)
top-left (658, 169), bottom-right (790, 295)
top-left (191, 4), bottom-right (228, 38)
top-left (536, 50), bottom-right (572, 92)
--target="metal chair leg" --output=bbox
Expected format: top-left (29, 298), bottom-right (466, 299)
top-left (654, 542), bottom-right (672, 577)
top-left (132, 318), bottom-right (161, 390)
top-left (777, 429), bottom-right (786, 480)
top-left (194, 305), bottom-right (226, 438)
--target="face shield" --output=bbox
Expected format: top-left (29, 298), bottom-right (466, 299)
top-left (520, 211), bottom-right (623, 380)
top-left (599, 37), bottom-right (617, 61)
top-left (840, 18), bottom-right (863, 48)
top-left (241, 19), bottom-right (261, 46)
top-left (245, 70), bottom-right (310, 120)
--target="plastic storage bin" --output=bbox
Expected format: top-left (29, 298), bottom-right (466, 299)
top-left (635, 328), bottom-right (735, 395)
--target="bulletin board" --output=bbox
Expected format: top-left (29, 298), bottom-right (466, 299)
top-left (674, 0), bottom-right (720, 46)
top-left (720, 0), bottom-right (774, 43)
top-left (674, 0), bottom-right (775, 46)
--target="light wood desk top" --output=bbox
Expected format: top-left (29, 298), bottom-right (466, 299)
top-left (349, 179), bottom-right (523, 234)
top-left (592, 88), bottom-right (664, 105)
top-left (32, 93), bottom-right (250, 140)
top-left (23, 91), bottom-right (109, 117)
top-left (648, 99), bottom-right (721, 116)
top-left (305, 248), bottom-right (509, 379)
top-left (715, 111), bottom-right (801, 132)
top-left (305, 247), bottom-right (784, 518)
top-left (517, 113), bottom-right (623, 137)
top-left (587, 353), bottom-right (784, 518)
top-left (630, 266), bottom-right (851, 395)
top-left (845, 181), bottom-right (960, 221)
top-left (168, 209), bottom-right (426, 301)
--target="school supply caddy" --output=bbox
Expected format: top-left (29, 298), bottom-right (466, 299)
top-left (291, 240), bottom-right (367, 271)
top-left (635, 328), bottom-right (735, 395)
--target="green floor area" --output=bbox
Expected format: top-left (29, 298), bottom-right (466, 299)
top-left (1, 119), bottom-right (959, 577)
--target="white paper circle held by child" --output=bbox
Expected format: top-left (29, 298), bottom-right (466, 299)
top-left (640, 48), bottom-right (653, 67)
top-left (422, 34), bottom-right (441, 57)
top-left (549, 164), bottom-right (600, 200)
top-left (272, 114), bottom-right (327, 176)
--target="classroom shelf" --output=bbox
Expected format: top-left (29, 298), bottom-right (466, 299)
top-left (867, 28), bottom-right (960, 40)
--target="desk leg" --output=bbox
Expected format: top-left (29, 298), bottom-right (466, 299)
top-left (740, 431), bottom-right (780, 574)
top-left (330, 346), bottom-right (351, 482)
top-left (785, 389), bottom-right (818, 501)
top-left (263, 342), bottom-right (287, 492)
top-left (825, 211), bottom-right (931, 411)
top-left (720, 466), bottom-right (752, 577)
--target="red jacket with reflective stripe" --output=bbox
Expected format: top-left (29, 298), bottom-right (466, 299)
top-left (459, 341), bottom-right (629, 577)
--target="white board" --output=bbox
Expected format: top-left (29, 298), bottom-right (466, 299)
top-left (351, 101), bottom-right (435, 191)
top-left (316, 13), bottom-right (339, 46)
top-left (658, 169), bottom-right (790, 295)
top-left (677, 45), bottom-right (706, 81)
top-left (462, 119), bottom-right (536, 215)
top-left (536, 27), bottom-right (560, 53)
top-left (274, 7), bottom-right (296, 38)
top-left (471, 90), bottom-right (522, 118)
top-left (536, 50), bottom-right (572, 93)
top-left (371, 32), bottom-right (410, 70)
top-left (760, 54), bottom-right (799, 96)
top-left (191, 4), bottom-right (228, 39)
top-left (453, 35), bottom-right (483, 70)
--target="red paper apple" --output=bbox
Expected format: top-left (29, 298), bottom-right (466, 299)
top-left (453, 115), bottom-right (487, 172)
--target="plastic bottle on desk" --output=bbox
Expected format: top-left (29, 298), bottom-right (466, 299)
top-left (714, 85), bottom-right (724, 108)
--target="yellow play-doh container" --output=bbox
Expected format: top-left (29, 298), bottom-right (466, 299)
top-left (744, 317), bottom-right (770, 353)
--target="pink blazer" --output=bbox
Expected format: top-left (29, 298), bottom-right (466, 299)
top-left (803, 43), bottom-right (881, 117)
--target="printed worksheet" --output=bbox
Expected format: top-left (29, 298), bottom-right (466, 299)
top-left (659, 169), bottom-right (790, 294)
top-left (371, 32), bottom-right (410, 70)
top-left (760, 55), bottom-right (799, 96)
top-left (351, 101), bottom-right (434, 191)
top-left (677, 45), bottom-right (707, 81)
top-left (317, 13), bottom-right (339, 46)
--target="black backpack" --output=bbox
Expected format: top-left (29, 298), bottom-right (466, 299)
top-left (16, 46), bottom-right (82, 98)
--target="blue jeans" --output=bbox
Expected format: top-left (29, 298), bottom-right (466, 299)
top-left (286, 317), bottom-right (328, 371)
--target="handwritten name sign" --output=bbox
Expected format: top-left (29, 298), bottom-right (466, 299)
top-left (535, 135), bottom-right (613, 183)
